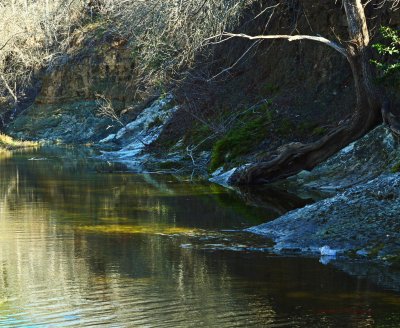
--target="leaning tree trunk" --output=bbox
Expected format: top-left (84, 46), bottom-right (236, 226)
top-left (229, 0), bottom-right (385, 185)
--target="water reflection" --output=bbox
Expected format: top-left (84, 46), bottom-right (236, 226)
top-left (0, 148), bottom-right (399, 327)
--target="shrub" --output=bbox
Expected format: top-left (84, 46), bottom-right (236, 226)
top-left (372, 26), bottom-right (400, 87)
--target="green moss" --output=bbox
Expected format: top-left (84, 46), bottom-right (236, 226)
top-left (183, 123), bottom-right (213, 147)
top-left (312, 126), bottom-right (326, 136)
top-left (210, 116), bottom-right (270, 171)
top-left (391, 161), bottom-right (400, 173)
top-left (368, 243), bottom-right (385, 259)
top-left (292, 120), bottom-right (329, 137)
top-left (385, 254), bottom-right (400, 268)
top-left (208, 102), bottom-right (277, 171)
top-left (162, 100), bottom-right (176, 112)
top-left (298, 122), bottom-right (317, 134)
top-left (344, 249), bottom-right (359, 259)
top-left (276, 118), bottom-right (295, 137)
top-left (261, 82), bottom-right (280, 95)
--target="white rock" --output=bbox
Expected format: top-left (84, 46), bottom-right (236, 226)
top-left (339, 142), bottom-right (355, 155)
top-left (319, 256), bottom-right (334, 265)
top-left (319, 245), bottom-right (337, 256)
top-left (28, 157), bottom-right (47, 161)
top-left (180, 244), bottom-right (192, 249)
top-left (211, 167), bottom-right (224, 177)
top-left (99, 95), bottom-right (178, 168)
top-left (99, 134), bottom-right (116, 143)
top-left (209, 168), bottom-right (237, 186)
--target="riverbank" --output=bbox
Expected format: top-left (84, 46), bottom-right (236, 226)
top-left (249, 174), bottom-right (400, 263)
top-left (0, 133), bottom-right (39, 151)
top-left (7, 105), bottom-right (400, 268)
top-left (244, 125), bottom-right (400, 266)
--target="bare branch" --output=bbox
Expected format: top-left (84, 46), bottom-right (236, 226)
top-left (95, 93), bottom-right (124, 126)
top-left (0, 74), bottom-right (17, 103)
top-left (219, 32), bottom-right (349, 59)
top-left (207, 40), bottom-right (261, 81)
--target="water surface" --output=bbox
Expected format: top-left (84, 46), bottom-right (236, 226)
top-left (0, 147), bottom-right (399, 327)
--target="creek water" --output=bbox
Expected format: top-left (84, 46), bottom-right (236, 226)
top-left (0, 147), bottom-right (399, 327)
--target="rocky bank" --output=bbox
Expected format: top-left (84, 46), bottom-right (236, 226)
top-left (247, 125), bottom-right (400, 264)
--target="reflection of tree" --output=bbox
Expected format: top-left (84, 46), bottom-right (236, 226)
top-left (0, 149), bottom-right (398, 327)
top-left (0, 148), bottom-right (278, 325)
top-left (2, 147), bottom-right (260, 230)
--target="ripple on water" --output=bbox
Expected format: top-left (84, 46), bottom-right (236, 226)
top-left (1, 151), bottom-right (400, 327)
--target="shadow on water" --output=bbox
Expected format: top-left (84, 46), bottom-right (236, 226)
top-left (0, 147), bottom-right (399, 327)
top-left (234, 184), bottom-right (315, 222)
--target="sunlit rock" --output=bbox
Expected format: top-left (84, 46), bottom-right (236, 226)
top-left (209, 167), bottom-right (237, 187)
top-left (319, 245), bottom-right (337, 256)
top-left (99, 95), bottom-right (178, 169)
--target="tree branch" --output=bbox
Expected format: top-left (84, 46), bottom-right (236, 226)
top-left (220, 32), bottom-right (349, 59)
top-left (0, 74), bottom-right (18, 103)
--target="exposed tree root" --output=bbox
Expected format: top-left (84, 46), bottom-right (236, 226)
top-left (229, 106), bottom-right (382, 185)
top-left (228, 0), bottom-right (398, 186)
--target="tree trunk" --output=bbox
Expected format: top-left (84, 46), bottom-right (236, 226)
top-left (229, 0), bottom-right (384, 185)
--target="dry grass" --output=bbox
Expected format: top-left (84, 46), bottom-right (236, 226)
top-left (0, 133), bottom-right (39, 151)
top-left (0, 0), bottom-right (85, 105)
top-left (0, 0), bottom-right (259, 104)
top-left (100, 0), bottom-right (261, 90)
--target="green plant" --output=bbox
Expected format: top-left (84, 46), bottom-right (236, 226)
top-left (368, 243), bottom-right (385, 259)
top-left (372, 26), bottom-right (400, 85)
top-left (210, 116), bottom-right (270, 171)
top-left (0, 133), bottom-right (39, 150)
top-left (298, 122), bottom-right (316, 134)
top-left (312, 126), bottom-right (326, 136)
top-left (385, 253), bottom-right (400, 268)
top-left (391, 161), bottom-right (400, 173)
top-left (261, 82), bottom-right (280, 95)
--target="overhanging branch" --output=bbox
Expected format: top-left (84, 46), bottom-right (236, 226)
top-left (220, 32), bottom-right (349, 59)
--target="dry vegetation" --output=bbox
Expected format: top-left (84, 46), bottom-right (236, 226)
top-left (1, 0), bottom-right (397, 126)
top-left (0, 0), bottom-right (262, 110)
top-left (0, 0), bottom-right (85, 107)
top-left (0, 133), bottom-right (38, 150)
top-left (99, 0), bottom-right (259, 88)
